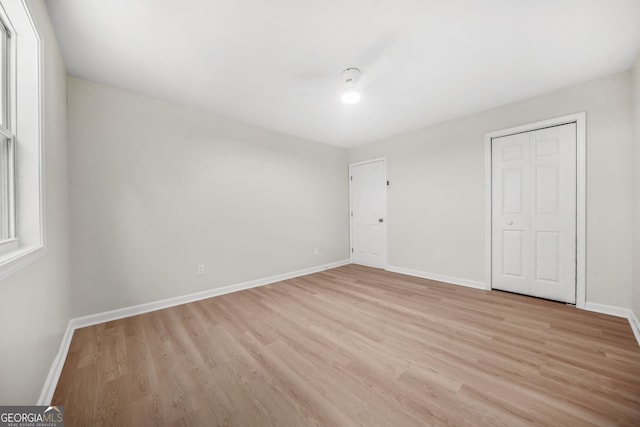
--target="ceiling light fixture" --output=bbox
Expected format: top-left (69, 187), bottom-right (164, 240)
top-left (341, 68), bottom-right (361, 104)
top-left (341, 88), bottom-right (361, 104)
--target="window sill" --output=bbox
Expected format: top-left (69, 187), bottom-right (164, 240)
top-left (0, 244), bottom-right (45, 281)
top-left (0, 237), bottom-right (18, 247)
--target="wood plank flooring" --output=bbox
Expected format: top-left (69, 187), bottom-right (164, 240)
top-left (52, 265), bottom-right (640, 426)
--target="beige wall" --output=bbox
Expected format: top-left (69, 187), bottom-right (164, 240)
top-left (67, 77), bottom-right (349, 317)
top-left (632, 53), bottom-right (640, 319)
top-left (349, 72), bottom-right (633, 308)
top-left (0, 1), bottom-right (70, 404)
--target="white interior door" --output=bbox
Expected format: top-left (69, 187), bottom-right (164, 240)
top-left (492, 132), bottom-right (531, 296)
top-left (492, 123), bottom-right (576, 304)
top-left (350, 159), bottom-right (387, 269)
top-left (529, 124), bottom-right (576, 302)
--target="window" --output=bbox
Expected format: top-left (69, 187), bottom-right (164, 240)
top-left (0, 18), bottom-right (15, 245)
top-left (0, 0), bottom-right (44, 279)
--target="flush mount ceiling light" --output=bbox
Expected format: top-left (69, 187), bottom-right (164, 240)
top-left (341, 68), bottom-right (361, 104)
top-left (341, 87), bottom-right (361, 104)
top-left (295, 60), bottom-right (394, 104)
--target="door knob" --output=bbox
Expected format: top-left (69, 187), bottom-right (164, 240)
top-left (508, 221), bottom-right (513, 225)
top-left (379, 218), bottom-right (384, 223)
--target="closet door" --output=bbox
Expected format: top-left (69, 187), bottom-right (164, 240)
top-left (492, 123), bottom-right (576, 304)
top-left (529, 124), bottom-right (576, 303)
top-left (492, 132), bottom-right (531, 295)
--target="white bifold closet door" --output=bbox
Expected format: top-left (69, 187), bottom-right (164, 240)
top-left (492, 123), bottom-right (576, 304)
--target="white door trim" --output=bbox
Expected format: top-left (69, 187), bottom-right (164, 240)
top-left (349, 157), bottom-right (387, 267)
top-left (484, 113), bottom-right (586, 308)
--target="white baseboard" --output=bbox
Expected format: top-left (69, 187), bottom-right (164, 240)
top-left (386, 265), bottom-right (487, 290)
top-left (583, 302), bottom-right (631, 318)
top-left (583, 302), bottom-right (640, 347)
top-left (630, 310), bottom-right (640, 346)
top-left (36, 319), bottom-right (75, 405)
top-left (37, 259), bottom-right (350, 405)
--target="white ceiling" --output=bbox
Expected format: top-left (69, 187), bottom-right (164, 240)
top-left (46, 0), bottom-right (640, 148)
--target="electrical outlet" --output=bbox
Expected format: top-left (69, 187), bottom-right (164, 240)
top-left (197, 264), bottom-right (205, 275)
top-left (435, 251), bottom-right (442, 261)
top-left (314, 247), bottom-right (320, 256)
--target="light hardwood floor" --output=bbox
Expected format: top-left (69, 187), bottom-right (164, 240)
top-left (52, 265), bottom-right (640, 426)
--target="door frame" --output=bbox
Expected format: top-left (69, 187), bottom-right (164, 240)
top-left (349, 157), bottom-right (388, 268)
top-left (484, 113), bottom-right (586, 308)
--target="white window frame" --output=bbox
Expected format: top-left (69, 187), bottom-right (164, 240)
top-left (0, 0), bottom-right (44, 280)
top-left (0, 13), bottom-right (17, 250)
